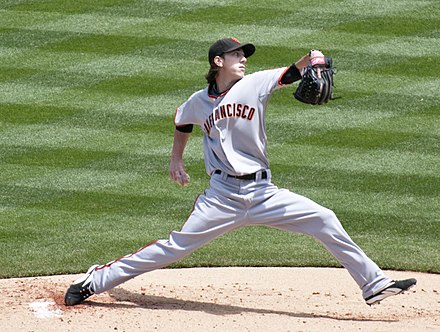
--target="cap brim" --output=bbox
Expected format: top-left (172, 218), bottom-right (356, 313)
top-left (225, 43), bottom-right (256, 58)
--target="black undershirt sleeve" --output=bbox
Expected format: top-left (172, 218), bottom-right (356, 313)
top-left (176, 124), bottom-right (193, 133)
top-left (280, 64), bottom-right (302, 85)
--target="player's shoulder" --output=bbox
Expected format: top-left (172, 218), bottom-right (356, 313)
top-left (244, 67), bottom-right (287, 80)
top-left (178, 86), bottom-right (209, 110)
top-left (186, 86), bottom-right (209, 101)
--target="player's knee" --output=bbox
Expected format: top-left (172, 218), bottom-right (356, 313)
top-left (315, 207), bottom-right (345, 233)
top-left (318, 206), bottom-right (338, 223)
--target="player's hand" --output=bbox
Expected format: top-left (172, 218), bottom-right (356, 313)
top-left (309, 49), bottom-right (326, 66)
top-left (169, 159), bottom-right (190, 186)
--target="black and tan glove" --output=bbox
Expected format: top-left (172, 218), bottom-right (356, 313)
top-left (294, 50), bottom-right (334, 105)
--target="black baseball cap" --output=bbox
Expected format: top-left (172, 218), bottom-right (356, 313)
top-left (208, 37), bottom-right (255, 64)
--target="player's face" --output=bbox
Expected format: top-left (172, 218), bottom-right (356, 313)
top-left (221, 49), bottom-right (247, 79)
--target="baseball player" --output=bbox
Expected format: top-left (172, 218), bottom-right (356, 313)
top-left (65, 37), bottom-right (416, 306)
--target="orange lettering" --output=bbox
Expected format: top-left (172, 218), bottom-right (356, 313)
top-left (247, 107), bottom-right (255, 120)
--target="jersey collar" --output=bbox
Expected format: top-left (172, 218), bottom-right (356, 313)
top-left (207, 79), bottom-right (241, 99)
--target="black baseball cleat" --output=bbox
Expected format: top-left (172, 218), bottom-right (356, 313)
top-left (64, 265), bottom-right (98, 306)
top-left (365, 278), bottom-right (417, 306)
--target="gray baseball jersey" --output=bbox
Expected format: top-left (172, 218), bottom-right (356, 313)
top-left (175, 67), bottom-right (288, 176)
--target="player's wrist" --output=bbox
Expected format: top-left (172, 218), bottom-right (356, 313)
top-left (295, 54), bottom-right (310, 72)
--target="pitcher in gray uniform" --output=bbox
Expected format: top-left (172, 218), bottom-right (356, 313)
top-left (65, 37), bottom-right (416, 306)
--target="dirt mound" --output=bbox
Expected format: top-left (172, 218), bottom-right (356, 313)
top-left (1, 267), bottom-right (438, 331)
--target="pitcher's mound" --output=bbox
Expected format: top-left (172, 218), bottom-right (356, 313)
top-left (1, 267), bottom-right (439, 331)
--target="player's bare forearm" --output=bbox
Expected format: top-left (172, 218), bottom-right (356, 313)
top-left (280, 53), bottom-right (312, 85)
top-left (295, 54), bottom-right (311, 73)
top-left (169, 129), bottom-right (191, 186)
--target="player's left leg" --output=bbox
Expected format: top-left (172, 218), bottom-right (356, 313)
top-left (248, 183), bottom-right (393, 300)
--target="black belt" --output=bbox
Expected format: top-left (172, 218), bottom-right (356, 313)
top-left (214, 169), bottom-right (267, 181)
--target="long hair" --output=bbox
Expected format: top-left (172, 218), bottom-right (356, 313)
top-left (205, 56), bottom-right (223, 84)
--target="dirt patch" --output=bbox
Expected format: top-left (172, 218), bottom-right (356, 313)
top-left (1, 267), bottom-right (439, 331)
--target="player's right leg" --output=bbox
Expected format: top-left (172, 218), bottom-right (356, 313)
top-left (89, 217), bottom-right (240, 295)
top-left (64, 178), bottom-right (246, 305)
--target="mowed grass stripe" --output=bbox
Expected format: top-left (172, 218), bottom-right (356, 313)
top-left (1, 147), bottom-right (167, 174)
top-left (0, 47), bottom-right (207, 92)
top-left (0, 67), bottom-right (204, 95)
top-left (334, 14), bottom-right (440, 38)
top-left (0, 90), bottom-right (191, 120)
top-left (6, 22), bottom-right (436, 59)
top-left (360, 36), bottom-right (439, 57)
top-left (268, 108), bottom-right (440, 139)
top-left (294, 128), bottom-right (430, 150)
top-left (0, 163), bottom-right (204, 203)
top-left (3, 0), bottom-right (434, 18)
top-left (0, 82), bottom-right (65, 104)
top-left (2, 0), bottom-right (208, 17)
top-left (273, 164), bottom-right (439, 198)
top-left (0, 103), bottom-right (80, 124)
top-left (271, 144), bottom-right (439, 177)
top-left (0, 49), bottom-right (107, 74)
top-left (0, 100), bottom-right (176, 132)
top-left (43, 92), bottom-right (189, 117)
top-left (294, 128), bottom-right (439, 155)
top-left (7, 167), bottom-right (142, 192)
top-left (337, 213), bottom-right (438, 246)
top-left (332, 72), bottom-right (440, 98)
top-left (301, 0), bottom-right (438, 17)
top-left (0, 9), bottom-right (65, 27)
top-left (240, 0), bottom-right (437, 17)
top-left (288, 185), bottom-right (438, 221)
top-left (4, 143), bottom-right (436, 200)
top-left (0, 207), bottom-right (181, 277)
top-left (271, 91), bottom-right (438, 116)
top-left (0, 124), bottom-right (177, 152)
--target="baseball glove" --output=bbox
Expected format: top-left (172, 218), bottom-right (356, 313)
top-left (294, 56), bottom-right (334, 105)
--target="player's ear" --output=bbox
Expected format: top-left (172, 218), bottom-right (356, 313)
top-left (214, 55), bottom-right (224, 67)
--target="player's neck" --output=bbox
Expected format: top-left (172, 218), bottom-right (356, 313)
top-left (215, 77), bottom-right (240, 94)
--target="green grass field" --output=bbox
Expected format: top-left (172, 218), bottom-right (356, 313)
top-left (1, 0), bottom-right (439, 278)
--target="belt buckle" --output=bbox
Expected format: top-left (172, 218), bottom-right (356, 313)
top-left (241, 170), bottom-right (267, 181)
top-left (255, 170), bottom-right (267, 181)
top-left (214, 169), bottom-right (268, 181)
